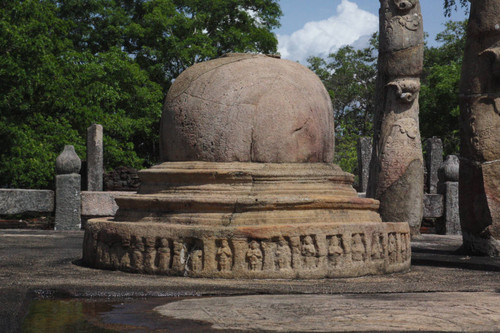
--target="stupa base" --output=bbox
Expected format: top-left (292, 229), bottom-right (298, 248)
top-left (83, 162), bottom-right (411, 279)
top-left (84, 220), bottom-right (410, 279)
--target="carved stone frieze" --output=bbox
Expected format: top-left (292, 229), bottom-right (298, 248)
top-left (84, 219), bottom-right (411, 278)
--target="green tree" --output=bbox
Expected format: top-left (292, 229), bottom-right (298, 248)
top-left (57, 0), bottom-right (282, 91)
top-left (443, 0), bottom-right (469, 17)
top-left (420, 20), bottom-right (467, 155)
top-left (0, 0), bottom-right (282, 189)
top-left (308, 34), bottom-right (377, 176)
top-left (0, 0), bottom-right (163, 188)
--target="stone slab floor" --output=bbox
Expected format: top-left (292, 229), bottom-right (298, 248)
top-left (1, 230), bottom-right (499, 332)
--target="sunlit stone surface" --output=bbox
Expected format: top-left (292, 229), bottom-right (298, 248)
top-left (83, 54), bottom-right (410, 278)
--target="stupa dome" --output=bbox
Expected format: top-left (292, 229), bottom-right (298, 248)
top-left (83, 53), bottom-right (411, 280)
top-left (160, 53), bottom-right (335, 163)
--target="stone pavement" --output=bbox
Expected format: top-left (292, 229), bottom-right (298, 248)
top-left (1, 230), bottom-right (499, 332)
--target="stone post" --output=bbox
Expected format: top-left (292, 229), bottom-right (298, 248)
top-left (357, 137), bottom-right (372, 193)
top-left (459, 0), bottom-right (500, 256)
top-left (437, 155), bottom-right (460, 235)
top-left (367, 0), bottom-right (425, 237)
top-left (87, 124), bottom-right (103, 191)
top-left (55, 145), bottom-right (82, 230)
top-left (425, 137), bottom-right (443, 194)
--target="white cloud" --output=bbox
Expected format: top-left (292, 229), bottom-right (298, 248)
top-left (277, 0), bottom-right (378, 64)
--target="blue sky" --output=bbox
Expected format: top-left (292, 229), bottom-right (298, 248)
top-left (274, 0), bottom-right (468, 64)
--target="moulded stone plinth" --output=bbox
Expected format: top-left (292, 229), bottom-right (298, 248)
top-left (84, 219), bottom-right (410, 279)
top-left (83, 162), bottom-right (410, 279)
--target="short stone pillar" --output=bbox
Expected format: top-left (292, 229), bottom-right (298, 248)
top-left (437, 155), bottom-right (460, 235)
top-left (357, 137), bottom-right (372, 193)
top-left (425, 137), bottom-right (443, 194)
top-left (55, 145), bottom-right (82, 230)
top-left (87, 124), bottom-right (103, 191)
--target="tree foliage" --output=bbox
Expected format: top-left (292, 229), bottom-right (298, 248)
top-left (0, 0), bottom-right (281, 188)
top-left (308, 19), bottom-right (467, 178)
top-left (443, 0), bottom-right (469, 17)
top-left (308, 34), bottom-right (377, 176)
top-left (420, 20), bottom-right (467, 155)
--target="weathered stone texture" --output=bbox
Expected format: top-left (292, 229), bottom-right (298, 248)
top-left (437, 182), bottom-right (460, 235)
top-left (459, 0), bottom-right (500, 255)
top-left (436, 155), bottom-right (460, 235)
top-left (83, 161), bottom-right (411, 279)
top-left (87, 124), bottom-right (103, 191)
top-left (357, 137), bottom-right (372, 192)
top-left (84, 54), bottom-right (410, 278)
top-left (55, 145), bottom-right (82, 230)
top-left (423, 194), bottom-right (443, 219)
top-left (55, 145), bottom-right (81, 175)
top-left (160, 53), bottom-right (335, 163)
top-left (425, 137), bottom-right (443, 194)
top-left (85, 218), bottom-right (411, 279)
top-left (55, 174), bottom-right (81, 230)
top-left (104, 166), bottom-right (140, 191)
top-left (438, 155), bottom-right (459, 182)
top-left (81, 191), bottom-right (135, 217)
top-left (367, 0), bottom-right (424, 236)
top-left (0, 189), bottom-right (54, 215)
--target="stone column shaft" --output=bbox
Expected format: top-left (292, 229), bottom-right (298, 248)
top-left (425, 137), bottom-right (443, 194)
top-left (367, 0), bottom-right (425, 236)
top-left (357, 137), bottom-right (372, 193)
top-left (459, 0), bottom-right (500, 256)
top-left (437, 155), bottom-right (460, 235)
top-left (55, 145), bottom-right (82, 230)
top-left (87, 124), bottom-right (103, 191)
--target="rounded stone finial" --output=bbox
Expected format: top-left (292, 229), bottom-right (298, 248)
top-left (160, 53), bottom-right (334, 163)
top-left (56, 145), bottom-right (82, 174)
top-left (438, 155), bottom-right (459, 182)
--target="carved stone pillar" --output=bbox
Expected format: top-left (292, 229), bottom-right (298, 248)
top-left (459, 0), bottom-right (500, 256)
top-left (367, 0), bottom-right (425, 237)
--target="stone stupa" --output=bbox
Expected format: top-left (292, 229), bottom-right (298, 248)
top-left (83, 53), bottom-right (411, 278)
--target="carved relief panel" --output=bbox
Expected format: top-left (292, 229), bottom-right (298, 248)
top-left (172, 240), bottom-right (187, 272)
top-left (327, 234), bottom-right (344, 266)
top-left (301, 235), bottom-right (318, 269)
top-left (388, 232), bottom-right (398, 263)
top-left (130, 235), bottom-right (144, 271)
top-left (119, 234), bottom-right (131, 270)
top-left (156, 237), bottom-right (171, 272)
top-left (246, 240), bottom-right (264, 271)
top-left (370, 233), bottom-right (385, 260)
top-left (290, 236), bottom-right (302, 269)
top-left (351, 233), bottom-right (366, 262)
top-left (216, 239), bottom-right (233, 271)
top-left (143, 237), bottom-right (157, 273)
top-left (274, 237), bottom-right (292, 270)
top-left (186, 239), bottom-right (204, 272)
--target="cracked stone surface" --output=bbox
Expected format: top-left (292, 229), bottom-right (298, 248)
top-left (1, 231), bottom-right (500, 332)
top-left (159, 53), bottom-right (335, 163)
top-left (155, 293), bottom-right (500, 332)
